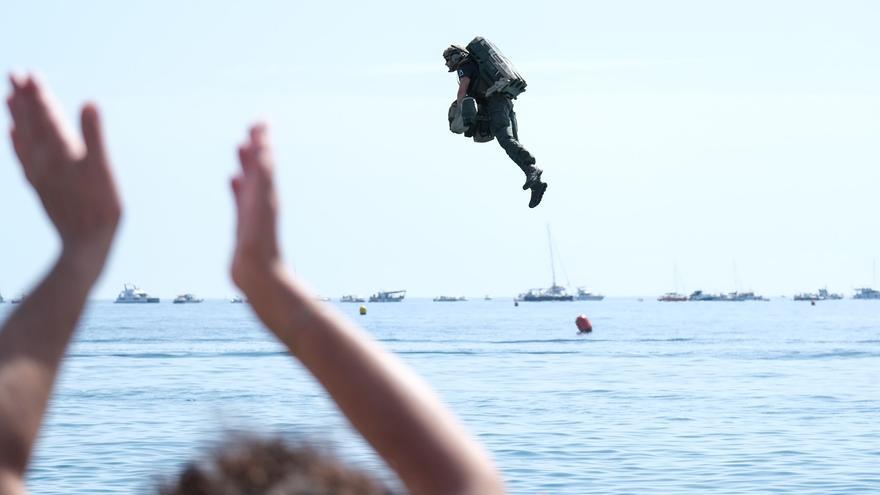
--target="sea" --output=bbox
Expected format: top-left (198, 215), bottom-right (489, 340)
top-left (3, 297), bottom-right (879, 494)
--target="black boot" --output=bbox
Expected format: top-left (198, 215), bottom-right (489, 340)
top-left (528, 182), bottom-right (547, 208)
top-left (522, 166), bottom-right (543, 190)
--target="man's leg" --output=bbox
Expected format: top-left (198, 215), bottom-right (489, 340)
top-left (487, 95), bottom-right (545, 207)
top-left (487, 95), bottom-right (536, 175)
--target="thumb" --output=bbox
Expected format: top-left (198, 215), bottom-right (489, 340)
top-left (81, 103), bottom-right (109, 166)
top-left (231, 176), bottom-right (243, 208)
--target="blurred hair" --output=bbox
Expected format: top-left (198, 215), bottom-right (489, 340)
top-left (159, 435), bottom-right (394, 495)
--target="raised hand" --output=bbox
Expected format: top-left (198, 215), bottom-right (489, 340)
top-left (230, 123), bottom-right (282, 293)
top-left (1, 74), bottom-right (122, 492)
top-left (6, 74), bottom-right (121, 272)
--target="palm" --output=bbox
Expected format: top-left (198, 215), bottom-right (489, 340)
top-left (231, 124), bottom-right (280, 286)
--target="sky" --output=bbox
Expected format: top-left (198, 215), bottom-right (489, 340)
top-left (1, 0), bottom-right (879, 300)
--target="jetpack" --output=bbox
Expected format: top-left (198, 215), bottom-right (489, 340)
top-left (465, 36), bottom-right (527, 99)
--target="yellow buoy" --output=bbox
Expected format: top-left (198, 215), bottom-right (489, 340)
top-left (359, 305), bottom-right (367, 315)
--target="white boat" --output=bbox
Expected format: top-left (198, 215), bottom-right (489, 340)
top-left (518, 285), bottom-right (573, 302)
top-left (793, 288), bottom-right (843, 301)
top-left (115, 284), bottom-right (159, 303)
top-left (173, 293), bottom-right (204, 304)
top-left (433, 296), bottom-right (467, 302)
top-left (230, 296), bottom-right (246, 303)
top-left (575, 288), bottom-right (605, 301)
top-left (517, 225), bottom-right (574, 302)
top-left (728, 291), bottom-right (768, 301)
top-left (658, 292), bottom-right (688, 302)
top-left (369, 290), bottom-right (406, 302)
top-left (340, 295), bottom-right (365, 303)
top-left (688, 290), bottom-right (724, 301)
top-left (854, 287), bottom-right (880, 300)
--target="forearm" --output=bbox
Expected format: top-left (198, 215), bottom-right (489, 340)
top-left (456, 78), bottom-right (469, 105)
top-left (244, 268), bottom-right (504, 495)
top-left (0, 251), bottom-right (101, 474)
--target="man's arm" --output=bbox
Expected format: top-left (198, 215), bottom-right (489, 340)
top-left (0, 74), bottom-right (121, 490)
top-left (230, 124), bottom-right (504, 495)
top-left (457, 76), bottom-right (470, 105)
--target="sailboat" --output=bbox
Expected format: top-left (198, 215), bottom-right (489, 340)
top-left (517, 225), bottom-right (574, 302)
top-left (658, 262), bottom-right (688, 301)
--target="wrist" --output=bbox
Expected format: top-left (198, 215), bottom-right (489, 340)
top-left (58, 242), bottom-right (111, 282)
top-left (232, 256), bottom-right (286, 295)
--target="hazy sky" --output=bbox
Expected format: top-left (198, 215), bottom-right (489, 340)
top-left (2, 0), bottom-right (879, 299)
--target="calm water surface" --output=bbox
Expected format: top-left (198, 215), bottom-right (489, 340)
top-left (4, 298), bottom-right (879, 494)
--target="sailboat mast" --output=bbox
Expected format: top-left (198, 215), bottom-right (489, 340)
top-left (547, 224), bottom-right (556, 287)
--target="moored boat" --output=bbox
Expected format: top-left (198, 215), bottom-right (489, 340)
top-left (518, 285), bottom-right (574, 302)
top-left (173, 293), bottom-right (204, 304)
top-left (794, 288), bottom-right (843, 301)
top-left (433, 296), bottom-right (467, 302)
top-left (518, 225), bottom-right (575, 302)
top-left (575, 288), bottom-right (604, 301)
top-left (115, 284), bottom-right (159, 303)
top-left (369, 290), bottom-right (406, 302)
top-left (853, 287), bottom-right (880, 299)
top-left (658, 292), bottom-right (688, 302)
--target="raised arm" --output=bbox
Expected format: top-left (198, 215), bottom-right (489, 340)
top-left (229, 124), bottom-right (504, 495)
top-left (0, 75), bottom-right (121, 494)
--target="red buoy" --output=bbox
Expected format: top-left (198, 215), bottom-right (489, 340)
top-left (575, 314), bottom-right (592, 333)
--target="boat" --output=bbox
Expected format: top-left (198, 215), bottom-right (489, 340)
top-left (173, 293), bottom-right (204, 304)
top-left (230, 296), bottom-right (246, 303)
top-left (659, 264), bottom-right (689, 302)
top-left (794, 288), bottom-right (843, 301)
top-left (729, 291), bottom-right (768, 301)
top-left (369, 290), bottom-right (406, 302)
top-left (688, 290), bottom-right (767, 301)
top-left (0, 292), bottom-right (4, 303)
top-left (433, 296), bottom-right (467, 302)
top-left (658, 292), bottom-right (688, 302)
top-left (688, 290), bottom-right (724, 301)
top-left (10, 296), bottom-right (24, 304)
top-left (315, 296), bottom-right (331, 302)
top-left (484, 295), bottom-right (492, 300)
top-left (115, 284), bottom-right (160, 303)
top-left (575, 288), bottom-right (604, 301)
top-left (517, 225), bottom-right (575, 302)
top-left (818, 288), bottom-right (843, 300)
top-left (340, 295), bottom-right (365, 303)
top-left (518, 285), bottom-right (574, 302)
top-left (853, 287), bottom-right (880, 299)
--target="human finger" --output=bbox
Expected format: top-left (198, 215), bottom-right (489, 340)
top-left (248, 123), bottom-right (274, 176)
top-left (238, 143), bottom-right (255, 176)
top-left (28, 74), bottom-right (81, 158)
top-left (80, 103), bottom-right (110, 171)
top-left (7, 83), bottom-right (32, 140)
top-left (6, 93), bottom-right (21, 131)
top-left (230, 176), bottom-right (243, 207)
top-left (8, 73), bottom-right (26, 92)
top-left (7, 88), bottom-right (42, 172)
top-left (249, 122), bottom-right (269, 149)
top-left (9, 127), bottom-right (30, 166)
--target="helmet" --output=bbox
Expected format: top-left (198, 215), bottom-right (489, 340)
top-left (443, 45), bottom-right (469, 72)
